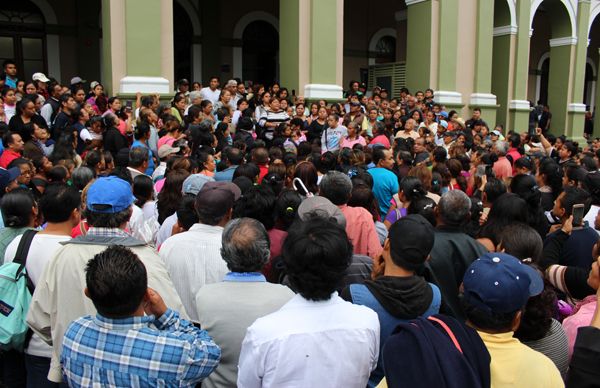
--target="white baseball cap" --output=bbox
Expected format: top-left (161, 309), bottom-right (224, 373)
top-left (32, 72), bottom-right (50, 83)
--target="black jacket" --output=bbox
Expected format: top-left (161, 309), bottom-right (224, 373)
top-left (567, 326), bottom-right (600, 387)
top-left (420, 225), bottom-right (488, 320)
top-left (103, 127), bottom-right (128, 158)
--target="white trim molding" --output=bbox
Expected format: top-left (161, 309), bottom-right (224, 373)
top-left (434, 90), bottom-right (463, 105)
top-left (509, 100), bottom-right (531, 110)
top-left (567, 103), bottom-right (587, 113)
top-left (493, 25), bottom-right (518, 37)
top-left (549, 36), bottom-right (578, 47)
top-left (470, 93), bottom-right (497, 107)
top-left (368, 28), bottom-right (398, 66)
top-left (529, 28), bottom-right (534, 38)
top-left (405, 0), bottom-right (428, 5)
top-left (304, 84), bottom-right (343, 100)
top-left (119, 76), bottom-right (171, 94)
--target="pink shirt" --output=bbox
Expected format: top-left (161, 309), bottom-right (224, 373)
top-left (370, 134), bottom-right (391, 149)
top-left (157, 136), bottom-right (176, 150)
top-left (493, 157), bottom-right (513, 179)
top-left (339, 204), bottom-right (383, 258)
top-left (340, 136), bottom-right (367, 149)
top-left (563, 296), bottom-right (596, 357)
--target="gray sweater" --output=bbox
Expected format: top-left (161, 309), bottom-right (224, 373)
top-left (196, 280), bottom-right (295, 388)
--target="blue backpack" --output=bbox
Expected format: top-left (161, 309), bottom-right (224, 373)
top-left (0, 230), bottom-right (38, 351)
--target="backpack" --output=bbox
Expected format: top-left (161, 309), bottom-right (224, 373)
top-left (0, 229), bottom-right (38, 351)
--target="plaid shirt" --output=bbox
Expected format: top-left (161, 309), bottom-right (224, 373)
top-left (61, 309), bottom-right (221, 387)
top-left (86, 227), bottom-right (131, 239)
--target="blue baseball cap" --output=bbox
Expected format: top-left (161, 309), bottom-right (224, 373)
top-left (0, 167), bottom-right (21, 194)
top-left (182, 174), bottom-right (214, 195)
top-left (439, 111), bottom-right (449, 119)
top-left (86, 176), bottom-right (135, 213)
top-left (463, 252), bottom-right (544, 313)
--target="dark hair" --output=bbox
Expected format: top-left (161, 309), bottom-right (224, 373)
top-left (514, 284), bottom-right (557, 342)
top-left (134, 122), bottom-right (150, 141)
top-left (71, 167), bottom-right (95, 190)
top-left (348, 182), bottom-right (380, 221)
top-left (176, 194), bottom-right (198, 231)
top-left (538, 159), bottom-right (562, 199)
top-left (39, 184), bottom-right (80, 223)
top-left (157, 169), bottom-right (190, 224)
top-left (499, 223), bottom-right (543, 263)
top-left (447, 158), bottom-right (467, 191)
top-left (400, 176), bottom-right (427, 202)
top-left (315, 152), bottom-right (337, 174)
top-left (232, 185), bottom-right (276, 230)
top-left (479, 193), bottom-right (529, 246)
top-left (46, 165), bottom-right (68, 184)
top-left (560, 186), bottom-right (592, 216)
top-left (293, 161), bottom-right (319, 195)
top-left (562, 141), bottom-right (578, 158)
top-left (86, 246), bottom-right (147, 317)
top-left (85, 207), bottom-right (132, 228)
top-left (407, 196), bottom-right (437, 226)
top-left (484, 177), bottom-right (507, 204)
top-left (133, 175), bottom-right (154, 207)
top-left (283, 217), bottom-right (353, 301)
top-left (261, 172), bottom-right (285, 196)
top-left (233, 163), bottom-right (260, 182)
top-left (275, 189), bottom-right (302, 230)
top-left (372, 148), bottom-right (388, 165)
top-left (85, 150), bottom-right (104, 171)
top-left (461, 298), bottom-right (519, 332)
top-left (0, 188), bottom-right (35, 227)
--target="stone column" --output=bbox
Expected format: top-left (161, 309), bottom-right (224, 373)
top-left (101, 0), bottom-right (173, 95)
top-left (405, 0), bottom-right (435, 93)
top-left (279, 0), bottom-right (344, 100)
top-left (492, 26), bottom-right (517, 129)
top-left (470, 0), bottom-right (498, 126)
top-left (566, 0), bottom-right (591, 141)
top-left (508, 0), bottom-right (531, 133)
top-left (594, 48), bottom-right (600, 137)
top-left (547, 38), bottom-right (577, 136)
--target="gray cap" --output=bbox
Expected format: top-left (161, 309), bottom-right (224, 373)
top-left (182, 174), bottom-right (214, 195)
top-left (298, 196), bottom-right (346, 228)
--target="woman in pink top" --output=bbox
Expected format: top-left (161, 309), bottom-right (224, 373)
top-left (340, 122), bottom-right (366, 149)
top-left (370, 121), bottom-right (391, 149)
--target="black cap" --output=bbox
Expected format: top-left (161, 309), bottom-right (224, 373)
top-left (388, 214), bottom-right (435, 270)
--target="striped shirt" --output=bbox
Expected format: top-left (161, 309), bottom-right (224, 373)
top-left (61, 309), bottom-right (221, 387)
top-left (258, 110), bottom-right (289, 140)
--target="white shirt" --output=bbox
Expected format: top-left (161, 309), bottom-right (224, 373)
top-left (5, 233), bottom-right (71, 358)
top-left (79, 127), bottom-right (103, 142)
top-left (159, 223), bottom-right (228, 321)
top-left (156, 212), bottom-right (177, 247)
top-left (584, 204), bottom-right (600, 235)
top-left (237, 293), bottom-right (380, 388)
top-left (4, 104), bottom-right (16, 123)
top-left (200, 87), bottom-right (221, 105)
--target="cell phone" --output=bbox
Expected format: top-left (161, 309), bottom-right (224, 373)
top-left (572, 204), bottom-right (585, 227)
top-left (125, 100), bottom-right (132, 109)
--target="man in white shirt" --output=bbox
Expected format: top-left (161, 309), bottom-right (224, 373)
top-left (4, 184), bottom-right (80, 387)
top-left (237, 216), bottom-right (380, 388)
top-left (200, 76), bottom-right (221, 105)
top-left (160, 181), bottom-right (240, 322)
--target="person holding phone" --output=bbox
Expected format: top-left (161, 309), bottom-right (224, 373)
top-left (542, 187), bottom-right (599, 278)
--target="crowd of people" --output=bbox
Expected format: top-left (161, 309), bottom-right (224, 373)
top-left (1, 57), bottom-right (600, 387)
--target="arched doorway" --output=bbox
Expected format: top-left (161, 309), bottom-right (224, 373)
top-left (373, 36), bottom-right (396, 64)
top-left (173, 1), bottom-right (193, 83)
top-left (0, 1), bottom-right (47, 80)
top-left (537, 55), bottom-right (550, 105)
top-left (242, 21), bottom-right (278, 86)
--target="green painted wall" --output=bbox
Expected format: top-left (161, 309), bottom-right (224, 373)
top-left (547, 44), bottom-right (572, 135)
top-left (492, 35), bottom-right (512, 127)
top-left (508, 0), bottom-right (530, 132)
top-left (125, 0), bottom-right (161, 76)
top-left (474, 0), bottom-right (494, 93)
top-left (279, 0), bottom-right (300, 93)
top-left (594, 71), bottom-right (600, 137)
top-left (437, 0), bottom-right (458, 91)
top-left (310, 0), bottom-right (338, 84)
top-left (493, 0), bottom-right (511, 27)
top-left (406, 1), bottom-right (432, 93)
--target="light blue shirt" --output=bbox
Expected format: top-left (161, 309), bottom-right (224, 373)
top-left (368, 167), bottom-right (399, 218)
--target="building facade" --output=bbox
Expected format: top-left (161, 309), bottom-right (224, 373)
top-left (0, 0), bottom-right (599, 138)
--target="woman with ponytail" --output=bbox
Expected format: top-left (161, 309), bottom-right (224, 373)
top-left (384, 176), bottom-right (427, 228)
top-left (536, 158), bottom-right (563, 211)
top-left (510, 174), bottom-right (550, 238)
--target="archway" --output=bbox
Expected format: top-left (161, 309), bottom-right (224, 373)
top-left (589, 10), bottom-right (600, 134)
top-left (0, 1), bottom-right (49, 81)
top-left (528, 0), bottom-right (574, 133)
top-left (368, 28), bottom-right (397, 65)
top-left (241, 21), bottom-right (278, 86)
top-left (173, 1), bottom-right (193, 83)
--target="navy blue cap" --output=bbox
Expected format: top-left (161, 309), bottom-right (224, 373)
top-left (463, 252), bottom-right (544, 313)
top-left (86, 176), bottom-right (135, 213)
top-left (0, 167), bottom-right (21, 194)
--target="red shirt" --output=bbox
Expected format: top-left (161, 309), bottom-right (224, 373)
top-left (0, 149), bottom-right (21, 168)
top-left (257, 164), bottom-right (269, 183)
